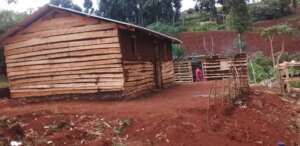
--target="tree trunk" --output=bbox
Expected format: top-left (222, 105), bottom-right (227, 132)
top-left (292, 0), bottom-right (297, 8)
top-left (275, 40), bottom-right (286, 94)
top-left (269, 37), bottom-right (276, 68)
top-left (238, 33), bottom-right (242, 53)
top-left (210, 35), bottom-right (215, 55)
top-left (250, 60), bottom-right (257, 83)
top-left (276, 40), bottom-right (285, 65)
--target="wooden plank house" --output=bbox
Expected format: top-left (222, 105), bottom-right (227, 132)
top-left (174, 54), bottom-right (248, 83)
top-left (174, 32), bottom-right (249, 84)
top-left (0, 4), bottom-right (181, 99)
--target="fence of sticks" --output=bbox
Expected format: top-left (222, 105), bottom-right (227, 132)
top-left (207, 55), bottom-right (249, 103)
top-left (205, 55), bottom-right (250, 126)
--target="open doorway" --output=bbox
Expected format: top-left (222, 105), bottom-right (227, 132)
top-left (191, 60), bottom-right (204, 82)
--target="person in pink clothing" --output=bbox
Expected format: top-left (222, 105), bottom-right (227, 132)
top-left (195, 66), bottom-right (203, 81)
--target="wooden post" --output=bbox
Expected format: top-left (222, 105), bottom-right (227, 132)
top-left (285, 68), bottom-right (290, 93)
top-left (154, 41), bottom-right (162, 89)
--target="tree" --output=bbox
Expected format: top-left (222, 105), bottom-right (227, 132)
top-left (249, 0), bottom-right (293, 21)
top-left (226, 0), bottom-right (251, 52)
top-left (194, 0), bottom-right (217, 17)
top-left (0, 10), bottom-right (27, 76)
top-left (50, 0), bottom-right (61, 6)
top-left (173, 0), bottom-right (182, 22)
top-left (260, 25), bottom-right (293, 68)
top-left (50, 0), bottom-right (82, 12)
top-left (60, 0), bottom-right (73, 8)
top-left (278, 0), bottom-right (292, 14)
top-left (96, 0), bottom-right (133, 22)
top-left (83, 0), bottom-right (93, 13)
top-left (96, 0), bottom-right (182, 26)
top-left (0, 10), bottom-right (27, 35)
top-left (72, 4), bottom-right (82, 12)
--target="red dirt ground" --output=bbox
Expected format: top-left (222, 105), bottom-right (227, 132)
top-left (0, 82), bottom-right (299, 146)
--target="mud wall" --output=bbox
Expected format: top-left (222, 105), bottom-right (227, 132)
top-left (180, 31), bottom-right (300, 56)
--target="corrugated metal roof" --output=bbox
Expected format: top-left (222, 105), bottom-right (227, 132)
top-left (0, 4), bottom-right (181, 44)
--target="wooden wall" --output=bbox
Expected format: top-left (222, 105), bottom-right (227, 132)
top-left (119, 29), bottom-right (172, 62)
top-left (3, 10), bottom-right (124, 98)
top-left (123, 61), bottom-right (155, 98)
top-left (202, 56), bottom-right (232, 80)
top-left (161, 61), bottom-right (175, 87)
top-left (202, 54), bottom-right (248, 81)
top-left (173, 61), bottom-right (193, 83)
top-left (119, 29), bottom-right (175, 97)
top-left (2, 9), bottom-right (176, 99)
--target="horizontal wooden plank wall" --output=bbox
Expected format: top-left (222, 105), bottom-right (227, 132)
top-left (123, 61), bottom-right (155, 98)
top-left (202, 54), bottom-right (248, 81)
top-left (4, 11), bottom-right (125, 98)
top-left (174, 61), bottom-right (193, 83)
top-left (202, 58), bottom-right (232, 80)
top-left (161, 61), bottom-right (175, 87)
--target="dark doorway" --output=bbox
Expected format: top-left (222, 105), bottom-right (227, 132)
top-left (191, 61), bottom-right (203, 81)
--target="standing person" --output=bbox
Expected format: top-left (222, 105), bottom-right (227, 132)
top-left (195, 66), bottom-right (203, 81)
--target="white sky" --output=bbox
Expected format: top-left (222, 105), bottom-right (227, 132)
top-left (0, 0), bottom-right (196, 12)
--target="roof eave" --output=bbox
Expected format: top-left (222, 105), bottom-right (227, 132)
top-left (47, 4), bottom-right (182, 43)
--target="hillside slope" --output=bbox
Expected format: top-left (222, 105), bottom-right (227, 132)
top-left (254, 6), bottom-right (300, 30)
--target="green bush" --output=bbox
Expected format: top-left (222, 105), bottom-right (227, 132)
top-left (290, 81), bottom-right (300, 88)
top-left (172, 45), bottom-right (184, 59)
top-left (248, 53), bottom-right (275, 83)
top-left (0, 10), bottom-right (27, 34)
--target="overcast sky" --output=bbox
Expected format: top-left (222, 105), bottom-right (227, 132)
top-left (0, 0), bottom-right (196, 12)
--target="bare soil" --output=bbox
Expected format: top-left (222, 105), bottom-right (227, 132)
top-left (0, 81), bottom-right (299, 146)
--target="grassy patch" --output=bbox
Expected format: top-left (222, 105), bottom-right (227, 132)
top-left (290, 81), bottom-right (300, 88)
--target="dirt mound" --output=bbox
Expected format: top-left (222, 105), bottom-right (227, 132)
top-left (0, 83), bottom-right (298, 145)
